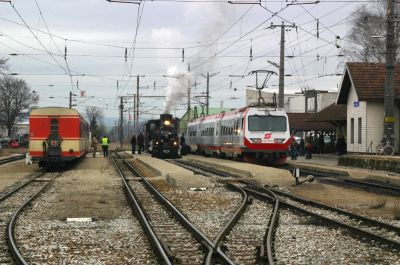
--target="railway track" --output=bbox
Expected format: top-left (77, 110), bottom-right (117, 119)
top-left (0, 154), bottom-right (25, 166)
top-left (174, 159), bottom-right (400, 262)
top-left (169, 159), bottom-right (278, 265)
top-left (0, 172), bottom-right (56, 265)
top-left (290, 167), bottom-right (400, 196)
top-left (319, 177), bottom-right (400, 196)
top-left (112, 153), bottom-right (237, 264)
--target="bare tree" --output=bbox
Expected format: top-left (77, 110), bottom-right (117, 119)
top-left (0, 58), bottom-right (9, 73)
top-left (0, 76), bottom-right (39, 137)
top-left (84, 106), bottom-right (104, 134)
top-left (343, 1), bottom-right (400, 63)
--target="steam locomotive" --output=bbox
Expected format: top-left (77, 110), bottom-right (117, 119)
top-left (145, 114), bottom-right (180, 158)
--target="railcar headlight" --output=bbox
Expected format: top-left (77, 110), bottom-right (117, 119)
top-left (250, 138), bottom-right (261, 143)
top-left (173, 141), bottom-right (177, 145)
top-left (274, 138), bottom-right (285, 143)
top-left (164, 120), bottom-right (171, 126)
top-left (155, 141), bottom-right (159, 145)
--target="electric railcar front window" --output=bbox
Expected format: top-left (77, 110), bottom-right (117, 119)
top-left (248, 115), bottom-right (287, 132)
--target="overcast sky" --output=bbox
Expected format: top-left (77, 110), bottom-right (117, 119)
top-left (0, 0), bottom-right (372, 123)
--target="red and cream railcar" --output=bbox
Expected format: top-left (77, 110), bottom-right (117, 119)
top-left (187, 105), bottom-right (292, 165)
top-left (29, 107), bottom-right (89, 167)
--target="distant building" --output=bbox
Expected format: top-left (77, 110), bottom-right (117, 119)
top-left (0, 119), bottom-right (29, 138)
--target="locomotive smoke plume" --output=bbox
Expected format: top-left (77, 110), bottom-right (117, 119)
top-left (164, 66), bottom-right (193, 114)
top-left (164, 3), bottom-right (236, 114)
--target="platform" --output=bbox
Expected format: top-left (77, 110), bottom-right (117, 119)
top-left (127, 153), bottom-right (214, 189)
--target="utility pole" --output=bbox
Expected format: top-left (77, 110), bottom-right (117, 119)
top-left (136, 74), bottom-right (145, 134)
top-left (187, 79), bottom-right (191, 122)
top-left (69, 91), bottom-right (76, 109)
top-left (383, 0), bottom-right (396, 143)
top-left (206, 72), bottom-right (209, 115)
top-left (199, 71), bottom-right (219, 115)
top-left (133, 94), bottom-right (136, 136)
top-left (267, 22), bottom-right (295, 107)
top-left (119, 97), bottom-right (124, 148)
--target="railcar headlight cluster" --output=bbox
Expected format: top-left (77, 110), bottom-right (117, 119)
top-left (250, 138), bottom-right (261, 143)
top-left (274, 138), bottom-right (285, 143)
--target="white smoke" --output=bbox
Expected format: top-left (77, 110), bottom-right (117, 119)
top-left (164, 66), bottom-right (193, 114)
top-left (164, 3), bottom-right (236, 114)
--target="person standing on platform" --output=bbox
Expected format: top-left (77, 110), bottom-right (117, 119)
top-left (180, 133), bottom-right (186, 146)
top-left (91, 134), bottom-right (99, 157)
top-left (130, 135), bottom-right (137, 154)
top-left (290, 140), bottom-right (299, 160)
top-left (305, 139), bottom-right (313, 159)
top-left (299, 137), bottom-right (305, 156)
top-left (318, 134), bottom-right (325, 154)
top-left (101, 136), bottom-right (109, 157)
top-left (137, 132), bottom-right (144, 154)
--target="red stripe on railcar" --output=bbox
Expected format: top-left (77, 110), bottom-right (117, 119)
top-left (243, 137), bottom-right (291, 151)
top-left (30, 151), bottom-right (83, 157)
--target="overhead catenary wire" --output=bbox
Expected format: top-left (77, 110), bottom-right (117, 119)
top-left (0, 0), bottom-right (368, 116)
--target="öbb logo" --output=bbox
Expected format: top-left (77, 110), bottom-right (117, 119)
top-left (264, 133), bottom-right (272, 139)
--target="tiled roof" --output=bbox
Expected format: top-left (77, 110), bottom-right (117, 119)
top-left (306, 104), bottom-right (346, 122)
top-left (288, 113), bottom-right (336, 131)
top-left (338, 62), bottom-right (400, 103)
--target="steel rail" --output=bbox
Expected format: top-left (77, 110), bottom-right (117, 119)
top-left (0, 154), bottom-right (25, 165)
top-left (7, 176), bottom-right (53, 265)
top-left (258, 187), bottom-right (279, 265)
top-left (120, 156), bottom-right (236, 265)
top-left (250, 183), bottom-right (400, 234)
top-left (178, 160), bottom-right (400, 235)
top-left (322, 178), bottom-right (400, 196)
top-left (0, 172), bottom-right (45, 203)
top-left (343, 179), bottom-right (400, 193)
top-left (205, 183), bottom-right (249, 265)
top-left (244, 185), bottom-right (400, 250)
top-left (171, 159), bottom-right (278, 264)
top-left (110, 154), bottom-right (172, 265)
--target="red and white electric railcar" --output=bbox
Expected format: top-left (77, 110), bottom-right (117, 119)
top-left (29, 107), bottom-right (89, 168)
top-left (187, 105), bottom-right (292, 165)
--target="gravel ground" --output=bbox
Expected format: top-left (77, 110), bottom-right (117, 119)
top-left (224, 197), bottom-right (273, 264)
top-left (0, 160), bottom-right (41, 192)
top-left (281, 196), bottom-right (400, 243)
top-left (162, 184), bottom-right (242, 240)
top-left (13, 157), bottom-right (158, 264)
top-left (290, 181), bottom-right (400, 224)
top-left (0, 178), bottom-right (51, 265)
top-left (274, 210), bottom-right (400, 265)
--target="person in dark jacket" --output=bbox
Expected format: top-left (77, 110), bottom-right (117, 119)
top-left (290, 140), bottom-right (299, 160)
top-left (180, 133), bottom-right (186, 146)
top-left (130, 135), bottom-right (137, 154)
top-left (318, 134), bottom-right (325, 154)
top-left (137, 132), bottom-right (144, 154)
top-left (299, 137), bottom-right (305, 156)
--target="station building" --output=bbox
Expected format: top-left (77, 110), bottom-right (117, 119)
top-left (335, 62), bottom-right (400, 153)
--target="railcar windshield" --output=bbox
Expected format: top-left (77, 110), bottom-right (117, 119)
top-left (247, 115), bottom-right (287, 132)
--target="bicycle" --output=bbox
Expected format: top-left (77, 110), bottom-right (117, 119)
top-left (376, 139), bottom-right (395, 156)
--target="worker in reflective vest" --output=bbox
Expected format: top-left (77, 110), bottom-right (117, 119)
top-left (101, 136), bottom-right (109, 157)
